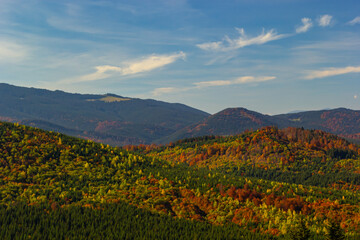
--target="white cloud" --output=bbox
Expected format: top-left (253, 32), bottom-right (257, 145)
top-left (195, 76), bottom-right (276, 88)
top-left (197, 28), bottom-right (288, 51)
top-left (305, 66), bottom-right (360, 79)
top-left (0, 41), bottom-right (28, 62)
top-left (234, 76), bottom-right (276, 84)
top-left (152, 87), bottom-right (177, 96)
top-left (296, 18), bottom-right (313, 33)
top-left (65, 52), bottom-right (186, 83)
top-left (121, 52), bottom-right (186, 75)
top-left (196, 41), bottom-right (223, 51)
top-left (74, 65), bottom-right (122, 82)
top-left (318, 15), bottom-right (332, 27)
top-left (348, 16), bottom-right (360, 25)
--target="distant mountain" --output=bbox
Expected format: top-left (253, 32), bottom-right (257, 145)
top-left (0, 83), bottom-right (209, 145)
top-left (159, 108), bottom-right (279, 143)
top-left (2, 83), bottom-right (360, 146)
top-left (161, 107), bottom-right (360, 143)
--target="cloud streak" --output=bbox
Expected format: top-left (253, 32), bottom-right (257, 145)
top-left (197, 17), bottom-right (316, 52)
top-left (197, 28), bottom-right (288, 51)
top-left (65, 52), bottom-right (186, 83)
top-left (152, 76), bottom-right (276, 96)
top-left (0, 41), bottom-right (28, 63)
top-left (348, 16), bottom-right (360, 25)
top-left (194, 76), bottom-right (276, 87)
top-left (152, 87), bottom-right (177, 96)
top-left (305, 66), bottom-right (360, 79)
top-left (318, 15), bottom-right (332, 27)
top-left (296, 18), bottom-right (313, 33)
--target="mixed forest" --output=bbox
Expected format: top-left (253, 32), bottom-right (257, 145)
top-left (0, 121), bottom-right (359, 239)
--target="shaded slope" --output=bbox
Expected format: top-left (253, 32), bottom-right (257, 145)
top-left (0, 83), bottom-right (209, 145)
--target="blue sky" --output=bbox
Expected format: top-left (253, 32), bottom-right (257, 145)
top-left (0, 0), bottom-right (360, 114)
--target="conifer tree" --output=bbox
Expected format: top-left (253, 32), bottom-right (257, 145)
top-left (288, 218), bottom-right (310, 240)
top-left (326, 220), bottom-right (345, 240)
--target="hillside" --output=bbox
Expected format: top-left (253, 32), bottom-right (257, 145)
top-left (0, 83), bottom-right (209, 145)
top-left (1, 121), bottom-right (359, 239)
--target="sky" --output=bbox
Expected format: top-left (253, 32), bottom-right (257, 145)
top-left (0, 0), bottom-right (360, 114)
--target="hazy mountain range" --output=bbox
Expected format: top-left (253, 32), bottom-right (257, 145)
top-left (1, 83), bottom-right (360, 145)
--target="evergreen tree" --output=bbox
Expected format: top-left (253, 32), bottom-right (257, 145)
top-left (326, 220), bottom-right (345, 240)
top-left (288, 219), bottom-right (310, 240)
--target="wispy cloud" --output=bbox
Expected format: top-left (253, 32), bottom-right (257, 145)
top-left (153, 76), bottom-right (276, 96)
top-left (197, 17), bottom-right (316, 52)
top-left (0, 41), bottom-right (28, 62)
top-left (296, 18), bottom-right (313, 33)
top-left (152, 87), bottom-right (177, 96)
top-left (64, 52), bottom-right (186, 83)
top-left (197, 28), bottom-right (288, 51)
top-left (194, 80), bottom-right (232, 87)
top-left (305, 66), bottom-right (360, 79)
top-left (318, 15), bottom-right (333, 27)
top-left (121, 52), bottom-right (186, 75)
top-left (195, 76), bottom-right (276, 87)
top-left (47, 16), bottom-right (103, 34)
top-left (348, 16), bottom-right (360, 25)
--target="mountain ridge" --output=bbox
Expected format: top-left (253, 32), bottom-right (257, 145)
top-left (2, 83), bottom-right (360, 145)
top-left (163, 107), bottom-right (360, 143)
top-left (0, 83), bottom-right (209, 145)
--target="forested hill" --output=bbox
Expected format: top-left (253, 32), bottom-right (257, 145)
top-left (1, 121), bottom-right (359, 239)
top-left (0, 83), bottom-right (209, 146)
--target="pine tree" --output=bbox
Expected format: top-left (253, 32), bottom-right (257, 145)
top-left (326, 220), bottom-right (345, 240)
top-left (288, 218), bottom-right (311, 240)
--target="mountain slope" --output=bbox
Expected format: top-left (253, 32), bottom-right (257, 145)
top-left (161, 107), bottom-right (360, 143)
top-left (0, 83), bottom-right (209, 145)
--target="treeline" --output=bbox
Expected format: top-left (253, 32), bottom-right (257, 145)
top-left (0, 202), bottom-right (268, 240)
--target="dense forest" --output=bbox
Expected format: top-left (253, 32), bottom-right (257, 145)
top-left (0, 122), bottom-right (359, 239)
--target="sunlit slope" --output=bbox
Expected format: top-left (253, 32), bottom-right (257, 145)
top-left (0, 122), bottom-right (359, 239)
